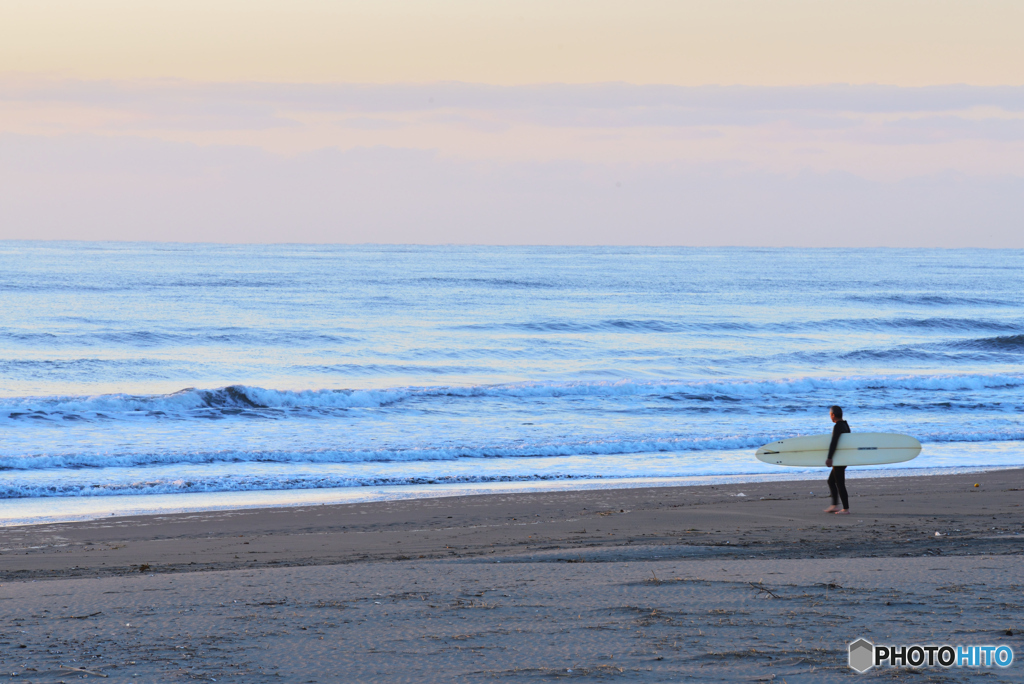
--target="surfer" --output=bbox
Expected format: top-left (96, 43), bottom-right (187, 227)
top-left (824, 405), bottom-right (851, 515)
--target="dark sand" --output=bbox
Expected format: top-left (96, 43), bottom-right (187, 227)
top-left (1, 469), bottom-right (1022, 682)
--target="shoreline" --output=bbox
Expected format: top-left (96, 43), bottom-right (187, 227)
top-left (1, 463), bottom-right (1017, 527)
top-left (3, 467), bottom-right (1021, 582)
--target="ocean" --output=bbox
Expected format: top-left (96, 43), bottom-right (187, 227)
top-left (1, 242), bottom-right (1021, 523)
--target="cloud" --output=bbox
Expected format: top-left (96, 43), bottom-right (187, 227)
top-left (339, 117), bottom-right (408, 131)
top-left (2, 79), bottom-right (1021, 246)
top-left (1, 132), bottom-right (1021, 247)
top-left (6, 78), bottom-right (1024, 111)
top-left (851, 115), bottom-right (1024, 144)
top-left (4, 79), bottom-right (1024, 176)
top-left (5, 78), bottom-right (1024, 129)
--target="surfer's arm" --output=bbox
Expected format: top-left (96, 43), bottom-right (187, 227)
top-left (826, 424), bottom-right (842, 464)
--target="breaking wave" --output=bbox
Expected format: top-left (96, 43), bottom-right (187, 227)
top-left (2, 373), bottom-right (1021, 421)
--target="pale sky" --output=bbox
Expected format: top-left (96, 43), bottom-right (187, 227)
top-left (1, 1), bottom-right (1022, 246)
top-left (4, 0), bottom-right (1024, 86)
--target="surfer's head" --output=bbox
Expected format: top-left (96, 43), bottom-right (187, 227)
top-left (830, 405), bottom-right (843, 421)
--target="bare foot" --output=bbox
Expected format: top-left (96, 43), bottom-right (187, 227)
top-left (823, 505), bottom-right (839, 513)
top-left (834, 509), bottom-right (851, 515)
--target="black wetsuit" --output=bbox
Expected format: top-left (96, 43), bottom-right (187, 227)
top-left (827, 419), bottom-right (851, 509)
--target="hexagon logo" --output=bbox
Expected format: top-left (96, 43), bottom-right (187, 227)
top-left (848, 638), bottom-right (875, 673)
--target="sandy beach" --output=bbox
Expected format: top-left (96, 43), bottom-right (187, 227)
top-left (2, 468), bottom-right (1022, 682)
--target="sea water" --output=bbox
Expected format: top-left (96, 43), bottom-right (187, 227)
top-left (1, 243), bottom-right (1021, 522)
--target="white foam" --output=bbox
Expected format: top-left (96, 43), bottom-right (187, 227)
top-left (2, 372), bottom-right (1021, 417)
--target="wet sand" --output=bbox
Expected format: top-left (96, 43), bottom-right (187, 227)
top-left (2, 468), bottom-right (1022, 681)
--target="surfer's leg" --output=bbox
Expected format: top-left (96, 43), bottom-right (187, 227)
top-left (834, 466), bottom-right (850, 512)
top-left (825, 469), bottom-right (840, 512)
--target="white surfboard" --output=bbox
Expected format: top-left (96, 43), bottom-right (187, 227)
top-left (756, 432), bottom-right (921, 467)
